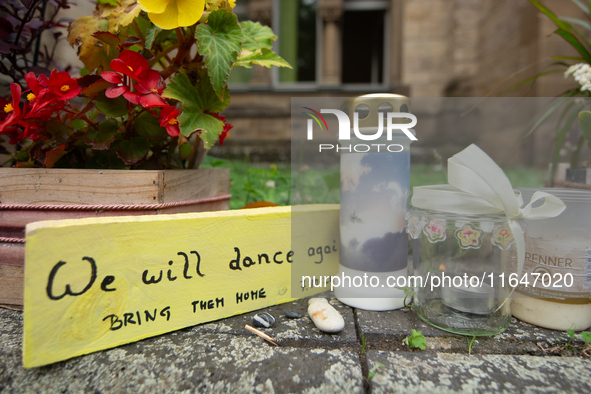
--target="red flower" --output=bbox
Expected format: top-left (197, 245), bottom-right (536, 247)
top-left (218, 122), bottom-right (232, 145)
top-left (159, 105), bottom-right (181, 137)
top-left (102, 51), bottom-right (161, 106)
top-left (102, 71), bottom-right (126, 97)
top-left (24, 72), bottom-right (48, 101)
top-left (47, 70), bottom-right (81, 100)
top-left (134, 70), bottom-right (167, 108)
top-left (110, 50), bottom-right (150, 81)
top-left (211, 113), bottom-right (233, 145)
top-left (101, 70), bottom-right (141, 105)
top-left (24, 72), bottom-right (53, 117)
top-left (0, 83), bottom-right (22, 132)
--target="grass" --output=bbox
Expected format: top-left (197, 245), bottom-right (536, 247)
top-left (200, 156), bottom-right (548, 209)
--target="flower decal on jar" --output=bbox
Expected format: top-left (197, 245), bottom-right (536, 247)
top-left (423, 219), bottom-right (447, 243)
top-left (406, 214), bottom-right (422, 240)
top-left (454, 223), bottom-right (483, 249)
top-left (491, 224), bottom-right (514, 250)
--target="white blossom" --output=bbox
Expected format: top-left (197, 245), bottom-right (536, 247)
top-left (564, 63), bottom-right (591, 91)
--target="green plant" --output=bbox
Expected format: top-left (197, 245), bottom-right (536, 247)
top-left (402, 329), bottom-right (427, 351)
top-left (395, 286), bottom-right (416, 308)
top-left (367, 362), bottom-right (384, 381)
top-left (566, 327), bottom-right (577, 349)
top-left (522, 0), bottom-right (591, 184)
top-left (361, 330), bottom-right (366, 354)
top-left (467, 335), bottom-right (476, 356)
top-left (1, 0), bottom-right (290, 169)
top-left (565, 326), bottom-right (591, 352)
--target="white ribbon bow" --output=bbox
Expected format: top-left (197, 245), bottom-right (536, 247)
top-left (412, 144), bottom-right (566, 278)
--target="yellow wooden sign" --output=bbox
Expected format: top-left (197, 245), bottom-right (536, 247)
top-left (23, 205), bottom-right (340, 368)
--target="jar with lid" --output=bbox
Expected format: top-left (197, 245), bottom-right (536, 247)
top-left (407, 207), bottom-right (522, 336)
top-left (512, 188), bottom-right (591, 331)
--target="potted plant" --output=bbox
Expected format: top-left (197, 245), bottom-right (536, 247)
top-left (0, 0), bottom-right (291, 305)
top-left (523, 0), bottom-right (591, 187)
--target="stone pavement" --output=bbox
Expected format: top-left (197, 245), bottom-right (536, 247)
top-left (1, 294), bottom-right (590, 393)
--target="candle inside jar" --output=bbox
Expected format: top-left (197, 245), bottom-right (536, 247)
top-left (441, 282), bottom-right (495, 315)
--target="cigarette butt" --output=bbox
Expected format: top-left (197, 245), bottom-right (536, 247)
top-left (245, 324), bottom-right (280, 346)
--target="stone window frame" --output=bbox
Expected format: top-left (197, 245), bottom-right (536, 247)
top-left (270, 0), bottom-right (393, 90)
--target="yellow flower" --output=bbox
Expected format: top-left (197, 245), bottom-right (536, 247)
top-left (228, 0), bottom-right (236, 7)
top-left (139, 0), bottom-right (205, 30)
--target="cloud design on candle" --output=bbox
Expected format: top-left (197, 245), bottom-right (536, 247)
top-left (341, 153), bottom-right (371, 192)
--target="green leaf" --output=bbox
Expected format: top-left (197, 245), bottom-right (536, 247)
top-left (163, 71), bottom-right (230, 148)
top-left (405, 329), bottom-right (427, 350)
top-left (134, 111), bottom-right (168, 140)
top-left (530, 0), bottom-right (591, 58)
top-left (153, 29), bottom-right (175, 49)
top-left (554, 29), bottom-right (591, 64)
top-left (368, 371), bottom-right (375, 380)
top-left (179, 113), bottom-right (225, 148)
top-left (361, 331), bottom-right (366, 354)
top-left (579, 110), bottom-right (591, 148)
top-left (163, 71), bottom-right (230, 113)
top-left (581, 331), bottom-right (591, 344)
top-left (85, 118), bottom-right (119, 150)
top-left (567, 328), bottom-right (576, 339)
top-left (560, 16), bottom-right (591, 31)
top-left (71, 119), bottom-right (86, 130)
top-left (195, 9), bottom-right (244, 100)
top-left (235, 47), bottom-right (292, 69)
top-left (95, 93), bottom-right (128, 117)
top-left (117, 137), bottom-right (150, 165)
top-left (145, 26), bottom-right (162, 50)
top-left (396, 286), bottom-right (416, 298)
top-left (97, 0), bottom-right (118, 5)
top-left (529, 0), bottom-right (571, 31)
top-left (46, 120), bottom-right (74, 144)
top-left (241, 21), bottom-right (276, 51)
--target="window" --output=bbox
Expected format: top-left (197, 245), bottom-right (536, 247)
top-left (341, 9), bottom-right (385, 84)
top-left (277, 0), bottom-right (318, 83)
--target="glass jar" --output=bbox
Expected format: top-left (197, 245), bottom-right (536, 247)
top-left (512, 188), bottom-right (591, 331)
top-left (408, 207), bottom-right (522, 336)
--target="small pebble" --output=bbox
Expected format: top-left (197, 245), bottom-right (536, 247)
top-left (284, 309), bottom-right (302, 319)
top-left (307, 298), bottom-right (345, 333)
top-left (252, 312), bottom-right (275, 328)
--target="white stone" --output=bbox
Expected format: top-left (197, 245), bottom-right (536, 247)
top-left (307, 298), bottom-right (345, 333)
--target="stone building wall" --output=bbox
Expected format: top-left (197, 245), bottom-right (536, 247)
top-left (401, 0), bottom-right (456, 97)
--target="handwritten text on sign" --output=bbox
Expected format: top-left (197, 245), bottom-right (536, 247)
top-left (24, 205), bottom-right (339, 368)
